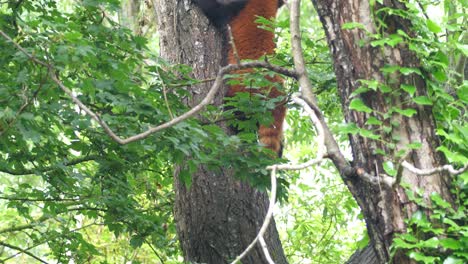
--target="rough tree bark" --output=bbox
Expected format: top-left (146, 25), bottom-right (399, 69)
top-left (154, 1), bottom-right (288, 263)
top-left (311, 0), bottom-right (453, 263)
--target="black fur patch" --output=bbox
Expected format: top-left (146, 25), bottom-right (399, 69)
top-left (194, 0), bottom-right (248, 27)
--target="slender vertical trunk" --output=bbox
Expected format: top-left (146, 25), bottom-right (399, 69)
top-left (120, 0), bottom-right (141, 34)
top-left (311, 0), bottom-right (453, 263)
top-left (154, 1), bottom-right (288, 263)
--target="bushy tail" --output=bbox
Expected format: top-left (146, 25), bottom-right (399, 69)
top-left (258, 103), bottom-right (286, 157)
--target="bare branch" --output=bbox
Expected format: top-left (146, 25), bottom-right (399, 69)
top-left (144, 239), bottom-right (166, 264)
top-left (0, 196), bottom-right (85, 202)
top-left (267, 95), bottom-right (325, 171)
top-left (0, 155), bottom-right (99, 176)
top-left (0, 216), bottom-right (51, 234)
top-left (1, 222), bottom-right (102, 263)
top-left (0, 29), bottom-right (297, 145)
top-left (227, 25), bottom-right (241, 65)
top-left (289, 0), bottom-right (354, 179)
top-left (402, 161), bottom-right (468, 176)
top-left (259, 236), bottom-right (274, 264)
top-left (0, 241), bottom-right (49, 264)
top-left (230, 166), bottom-right (278, 264)
top-left (354, 167), bottom-right (395, 187)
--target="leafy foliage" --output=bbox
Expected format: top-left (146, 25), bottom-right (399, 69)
top-left (0, 0), bottom-right (279, 262)
top-left (357, 0), bottom-right (468, 263)
top-left (0, 0), bottom-right (466, 263)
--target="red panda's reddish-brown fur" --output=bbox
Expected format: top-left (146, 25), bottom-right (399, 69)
top-left (196, 0), bottom-right (286, 156)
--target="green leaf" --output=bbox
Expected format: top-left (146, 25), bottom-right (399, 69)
top-left (342, 22), bottom-right (367, 31)
top-left (430, 192), bottom-right (451, 209)
top-left (427, 19), bottom-right (442, 33)
top-left (455, 44), bottom-right (468, 56)
top-left (350, 98), bottom-right (373, 113)
top-left (340, 123), bottom-right (360, 134)
top-left (383, 161), bottom-right (397, 177)
top-left (179, 168), bottom-right (192, 188)
top-left (400, 67), bottom-right (422, 76)
top-left (440, 238), bottom-right (462, 250)
top-left (401, 84), bottom-right (416, 96)
top-left (421, 237), bottom-right (439, 248)
top-left (351, 86), bottom-right (370, 97)
top-left (413, 96), bottom-right (433, 105)
top-left (366, 116), bottom-right (383, 125)
top-left (392, 237), bottom-right (417, 249)
top-left (393, 108), bottom-right (417, 117)
top-left (407, 142), bottom-right (422, 150)
top-left (409, 251), bottom-right (439, 264)
top-left (457, 84), bottom-right (468, 103)
top-left (443, 256), bottom-right (465, 264)
top-left (359, 129), bottom-right (380, 140)
top-left (387, 34), bottom-right (403, 47)
top-left (130, 235), bottom-right (144, 248)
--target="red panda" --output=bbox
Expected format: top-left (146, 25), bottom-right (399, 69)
top-left (194, 0), bottom-right (286, 157)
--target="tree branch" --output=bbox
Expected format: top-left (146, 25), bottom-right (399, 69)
top-left (289, 0), bottom-right (354, 179)
top-left (0, 241), bottom-right (49, 264)
top-left (0, 216), bottom-right (51, 234)
top-left (1, 222), bottom-right (101, 263)
top-left (0, 155), bottom-right (99, 176)
top-left (0, 29), bottom-right (297, 145)
top-left (401, 161), bottom-right (468, 177)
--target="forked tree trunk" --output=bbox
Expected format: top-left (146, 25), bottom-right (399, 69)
top-left (311, 0), bottom-right (453, 263)
top-left (154, 1), bottom-right (288, 263)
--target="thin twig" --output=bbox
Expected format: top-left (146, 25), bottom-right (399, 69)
top-left (0, 216), bottom-right (51, 234)
top-left (227, 25), bottom-right (241, 64)
top-left (230, 166), bottom-right (278, 264)
top-left (156, 67), bottom-right (174, 119)
top-left (259, 237), bottom-right (274, 264)
top-left (0, 241), bottom-right (49, 264)
top-left (1, 222), bottom-right (101, 263)
top-left (0, 196), bottom-right (83, 202)
top-left (144, 239), bottom-right (165, 264)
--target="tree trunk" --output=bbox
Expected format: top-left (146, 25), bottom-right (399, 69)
top-left (154, 1), bottom-right (288, 263)
top-left (120, 0), bottom-right (141, 34)
top-left (311, 0), bottom-right (453, 263)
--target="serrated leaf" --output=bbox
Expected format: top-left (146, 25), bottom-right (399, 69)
top-left (383, 161), bottom-right (397, 176)
top-left (401, 84), bottom-right (416, 96)
top-left (366, 116), bottom-right (383, 125)
top-left (351, 86), bottom-right (370, 97)
top-left (342, 22), bottom-right (366, 30)
top-left (130, 235), bottom-right (144, 248)
top-left (350, 98), bottom-right (373, 113)
top-left (359, 129), bottom-right (380, 140)
top-left (427, 19), bottom-right (442, 33)
top-left (400, 67), bottom-right (422, 76)
top-left (440, 238), bottom-right (462, 250)
top-left (430, 192), bottom-right (451, 209)
top-left (179, 169), bottom-right (192, 188)
top-left (413, 96), bottom-right (433, 105)
top-left (407, 142), bottom-right (422, 150)
top-left (409, 251), bottom-right (439, 263)
top-left (421, 237), bottom-right (439, 248)
top-left (394, 108), bottom-right (417, 117)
